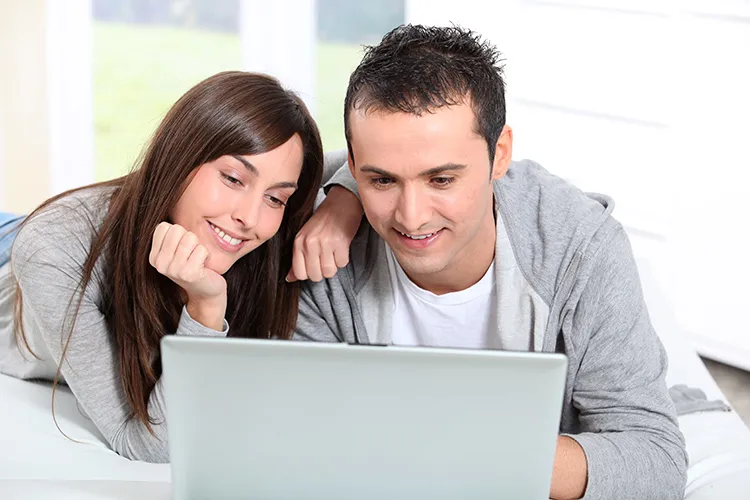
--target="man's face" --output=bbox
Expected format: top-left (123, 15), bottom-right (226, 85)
top-left (348, 102), bottom-right (511, 291)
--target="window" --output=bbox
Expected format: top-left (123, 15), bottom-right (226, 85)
top-left (314, 0), bottom-right (405, 151)
top-left (93, 0), bottom-right (404, 181)
top-left (93, 0), bottom-right (243, 180)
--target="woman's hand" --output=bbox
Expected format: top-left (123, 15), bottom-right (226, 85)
top-left (288, 186), bottom-right (363, 282)
top-left (149, 222), bottom-right (226, 330)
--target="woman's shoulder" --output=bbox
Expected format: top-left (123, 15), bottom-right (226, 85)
top-left (28, 185), bottom-right (114, 225)
top-left (11, 185), bottom-right (115, 268)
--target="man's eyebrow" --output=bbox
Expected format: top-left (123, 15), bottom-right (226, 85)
top-left (359, 163), bottom-right (468, 177)
top-left (419, 163), bottom-right (467, 176)
top-left (360, 165), bottom-right (393, 177)
top-left (231, 155), bottom-right (258, 176)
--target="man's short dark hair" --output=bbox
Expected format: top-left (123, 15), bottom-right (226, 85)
top-left (344, 24), bottom-right (506, 165)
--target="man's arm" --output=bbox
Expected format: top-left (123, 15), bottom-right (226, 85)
top-left (288, 187), bottom-right (362, 282)
top-left (560, 224), bottom-right (688, 500)
top-left (322, 150), bottom-right (359, 198)
top-left (288, 150), bottom-right (364, 283)
top-left (550, 436), bottom-right (588, 499)
top-left (293, 281), bottom-right (342, 342)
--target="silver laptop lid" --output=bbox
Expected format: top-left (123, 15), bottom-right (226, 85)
top-left (162, 337), bottom-right (567, 500)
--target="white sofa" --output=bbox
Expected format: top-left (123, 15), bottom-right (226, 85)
top-left (1, 263), bottom-right (749, 499)
top-left (636, 258), bottom-right (750, 499)
top-left (0, 373), bottom-right (170, 499)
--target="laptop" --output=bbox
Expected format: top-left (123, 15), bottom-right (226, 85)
top-left (161, 336), bottom-right (568, 500)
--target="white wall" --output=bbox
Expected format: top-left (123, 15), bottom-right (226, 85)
top-left (0, 0), bottom-right (93, 213)
top-left (670, 1), bottom-right (750, 369)
top-left (407, 0), bottom-right (750, 370)
top-left (0, 0), bottom-right (53, 213)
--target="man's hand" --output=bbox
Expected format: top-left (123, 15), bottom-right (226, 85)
top-left (288, 186), bottom-right (363, 282)
top-left (550, 436), bottom-right (588, 500)
top-left (149, 222), bottom-right (227, 330)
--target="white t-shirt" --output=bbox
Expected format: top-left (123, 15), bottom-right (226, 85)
top-left (386, 247), bottom-right (500, 349)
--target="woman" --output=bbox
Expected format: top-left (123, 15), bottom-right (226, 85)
top-left (0, 71), bottom-right (325, 463)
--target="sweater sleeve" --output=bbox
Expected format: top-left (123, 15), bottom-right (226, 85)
top-left (10, 206), bottom-right (227, 463)
top-left (565, 224), bottom-right (688, 499)
top-left (322, 149), bottom-right (360, 198)
top-left (293, 280), bottom-right (344, 343)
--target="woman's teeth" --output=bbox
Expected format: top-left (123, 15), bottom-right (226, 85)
top-left (210, 223), bottom-right (243, 246)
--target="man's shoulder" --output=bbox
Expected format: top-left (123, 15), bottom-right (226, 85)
top-left (499, 159), bottom-right (614, 217)
top-left (495, 159), bottom-right (619, 299)
top-left (345, 221), bottom-right (386, 285)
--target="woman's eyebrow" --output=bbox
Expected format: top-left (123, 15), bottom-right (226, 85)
top-left (230, 155), bottom-right (297, 190)
top-left (231, 155), bottom-right (258, 176)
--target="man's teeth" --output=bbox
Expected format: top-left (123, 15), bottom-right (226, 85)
top-left (399, 231), bottom-right (435, 240)
top-left (211, 223), bottom-right (243, 246)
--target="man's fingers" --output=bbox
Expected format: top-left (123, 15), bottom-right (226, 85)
top-left (303, 237), bottom-right (324, 282)
top-left (291, 228), bottom-right (351, 282)
top-left (291, 237), bottom-right (309, 282)
top-left (320, 248), bottom-right (338, 279)
top-left (333, 246), bottom-right (350, 270)
top-left (285, 268), bottom-right (297, 283)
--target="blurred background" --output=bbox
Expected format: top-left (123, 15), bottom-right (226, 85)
top-left (87, 0), bottom-right (404, 180)
top-left (1, 0), bottom-right (748, 419)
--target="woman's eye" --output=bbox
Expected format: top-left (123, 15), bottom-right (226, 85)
top-left (221, 173), bottom-right (243, 186)
top-left (267, 196), bottom-right (286, 208)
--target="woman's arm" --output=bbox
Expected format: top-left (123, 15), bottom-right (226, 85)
top-left (11, 208), bottom-right (226, 463)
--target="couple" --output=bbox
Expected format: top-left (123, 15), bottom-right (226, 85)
top-left (0, 25), bottom-right (687, 499)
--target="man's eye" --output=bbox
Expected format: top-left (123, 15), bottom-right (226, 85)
top-left (432, 177), bottom-right (454, 187)
top-left (371, 177), bottom-right (394, 187)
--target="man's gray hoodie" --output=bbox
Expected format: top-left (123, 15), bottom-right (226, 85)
top-left (296, 151), bottom-right (688, 499)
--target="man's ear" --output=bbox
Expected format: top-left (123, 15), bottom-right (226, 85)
top-left (491, 125), bottom-right (513, 181)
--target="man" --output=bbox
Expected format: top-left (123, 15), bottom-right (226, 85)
top-left (292, 25), bottom-right (687, 500)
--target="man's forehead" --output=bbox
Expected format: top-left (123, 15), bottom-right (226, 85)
top-left (348, 103), bottom-right (481, 142)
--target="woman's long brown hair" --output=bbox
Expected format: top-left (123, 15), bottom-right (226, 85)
top-left (12, 71), bottom-right (323, 431)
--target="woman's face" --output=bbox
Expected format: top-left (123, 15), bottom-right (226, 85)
top-left (170, 134), bottom-right (304, 275)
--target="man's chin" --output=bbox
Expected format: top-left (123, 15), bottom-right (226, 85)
top-left (391, 252), bottom-right (445, 278)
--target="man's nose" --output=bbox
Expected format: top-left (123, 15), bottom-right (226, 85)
top-left (394, 184), bottom-right (431, 233)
